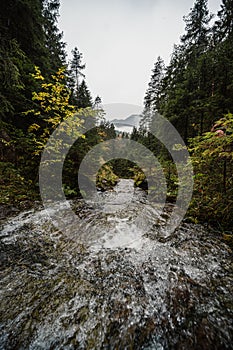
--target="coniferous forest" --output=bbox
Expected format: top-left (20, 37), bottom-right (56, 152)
top-left (133, 0), bottom-right (233, 238)
top-left (1, 2), bottom-right (233, 349)
top-left (0, 0), bottom-right (233, 243)
top-left (0, 0), bottom-right (117, 204)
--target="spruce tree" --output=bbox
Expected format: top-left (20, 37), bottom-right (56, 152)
top-left (42, 0), bottom-right (67, 73)
top-left (158, 0), bottom-right (213, 140)
top-left (213, 0), bottom-right (233, 42)
top-left (181, 0), bottom-right (212, 48)
top-left (140, 56), bottom-right (164, 131)
top-left (94, 96), bottom-right (102, 109)
top-left (0, 0), bottom-right (47, 125)
top-left (76, 80), bottom-right (93, 109)
top-left (211, 0), bottom-right (233, 116)
top-left (70, 47), bottom-right (85, 88)
top-left (68, 47), bottom-right (86, 105)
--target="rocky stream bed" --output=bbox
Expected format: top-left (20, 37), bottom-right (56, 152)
top-left (0, 180), bottom-right (232, 349)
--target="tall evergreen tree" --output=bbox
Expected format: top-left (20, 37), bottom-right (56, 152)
top-left (158, 0), bottom-right (213, 140)
top-left (0, 0), bottom-right (47, 124)
top-left (213, 0), bottom-right (233, 42)
top-left (70, 47), bottom-right (85, 88)
top-left (181, 0), bottom-right (212, 48)
top-left (76, 80), bottom-right (93, 109)
top-left (42, 0), bottom-right (67, 72)
top-left (94, 96), bottom-right (102, 109)
top-left (0, 0), bottom-right (47, 65)
top-left (210, 0), bottom-right (233, 116)
top-left (158, 44), bottom-right (191, 140)
top-left (68, 47), bottom-right (86, 105)
top-left (0, 38), bottom-right (26, 121)
top-left (140, 56), bottom-right (164, 131)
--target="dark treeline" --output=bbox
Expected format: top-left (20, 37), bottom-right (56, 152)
top-left (139, 0), bottom-right (233, 140)
top-left (0, 0), bottom-right (116, 202)
top-left (131, 0), bottom-right (233, 235)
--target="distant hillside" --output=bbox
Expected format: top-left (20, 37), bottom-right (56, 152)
top-left (111, 114), bottom-right (141, 128)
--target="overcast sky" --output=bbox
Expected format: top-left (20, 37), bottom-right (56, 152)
top-left (58, 0), bottom-right (221, 117)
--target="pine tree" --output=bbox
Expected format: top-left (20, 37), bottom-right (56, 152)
top-left (181, 0), bottom-right (212, 49)
top-left (210, 0), bottom-right (233, 116)
top-left (181, 0), bottom-right (212, 136)
top-left (140, 56), bottom-right (164, 131)
top-left (158, 0), bottom-right (213, 140)
top-left (0, 0), bottom-right (47, 125)
top-left (0, 38), bottom-right (26, 121)
top-left (213, 0), bottom-right (233, 42)
top-left (76, 80), bottom-right (93, 109)
top-left (157, 44), bottom-right (190, 140)
top-left (0, 0), bottom-right (47, 64)
top-left (94, 96), bottom-right (102, 109)
top-left (70, 47), bottom-right (85, 88)
top-left (68, 47), bottom-right (86, 105)
top-left (42, 0), bottom-right (67, 72)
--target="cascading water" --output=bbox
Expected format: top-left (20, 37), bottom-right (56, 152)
top-left (0, 180), bottom-right (232, 349)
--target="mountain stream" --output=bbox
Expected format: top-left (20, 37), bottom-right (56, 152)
top-left (0, 180), bottom-right (232, 349)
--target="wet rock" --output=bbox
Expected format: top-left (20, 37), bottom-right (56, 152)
top-left (0, 180), bottom-right (232, 349)
top-left (0, 204), bottom-right (19, 220)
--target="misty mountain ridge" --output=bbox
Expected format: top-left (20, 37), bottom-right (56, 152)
top-left (111, 114), bottom-right (141, 127)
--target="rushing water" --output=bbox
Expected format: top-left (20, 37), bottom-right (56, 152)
top-left (0, 180), bottom-right (232, 349)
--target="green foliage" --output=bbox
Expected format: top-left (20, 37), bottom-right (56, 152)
top-left (24, 66), bottom-right (83, 154)
top-left (76, 80), bottom-right (93, 109)
top-left (110, 160), bottom-right (138, 179)
top-left (140, 57), bottom-right (164, 131)
top-left (142, 0), bottom-right (233, 142)
top-left (0, 38), bottom-right (26, 120)
top-left (139, 0), bottom-right (233, 235)
top-left (133, 168), bottom-right (146, 187)
top-left (62, 120), bottom-right (116, 196)
top-left (188, 113), bottom-right (233, 228)
top-left (1, 0), bottom-right (233, 245)
top-left (0, 0), bottom-right (66, 128)
top-left (0, 162), bottom-right (38, 204)
top-left (42, 0), bottom-right (67, 72)
top-left (62, 185), bottom-right (78, 197)
top-left (96, 164), bottom-right (119, 191)
top-left (0, 0), bottom-right (89, 205)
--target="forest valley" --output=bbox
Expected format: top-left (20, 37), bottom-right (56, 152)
top-left (0, 0), bottom-right (233, 246)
